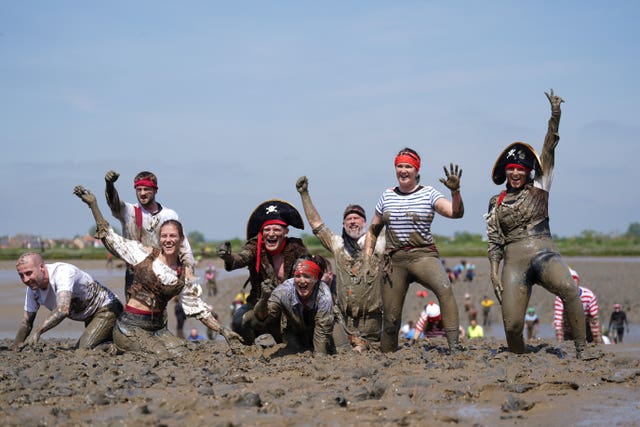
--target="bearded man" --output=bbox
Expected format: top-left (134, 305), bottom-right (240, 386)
top-left (296, 176), bottom-right (385, 352)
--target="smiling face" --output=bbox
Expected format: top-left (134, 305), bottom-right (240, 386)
top-left (261, 224), bottom-right (288, 252)
top-left (293, 269), bottom-right (317, 301)
top-left (159, 221), bottom-right (184, 257)
top-left (343, 213), bottom-right (366, 240)
top-left (16, 253), bottom-right (48, 291)
top-left (395, 163), bottom-right (419, 191)
top-left (505, 166), bottom-right (528, 189)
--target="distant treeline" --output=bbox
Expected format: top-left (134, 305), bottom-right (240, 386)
top-left (2, 224), bottom-right (640, 261)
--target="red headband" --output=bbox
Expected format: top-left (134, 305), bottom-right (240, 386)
top-left (505, 163), bottom-right (531, 173)
top-left (294, 260), bottom-right (321, 279)
top-left (134, 179), bottom-right (158, 189)
top-left (255, 219), bottom-right (288, 272)
top-left (394, 153), bottom-right (421, 171)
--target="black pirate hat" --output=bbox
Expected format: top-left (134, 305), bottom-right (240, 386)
top-left (491, 142), bottom-right (542, 185)
top-left (246, 199), bottom-right (304, 240)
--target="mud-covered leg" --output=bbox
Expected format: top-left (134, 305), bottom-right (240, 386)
top-left (380, 257), bottom-right (410, 353)
top-left (536, 256), bottom-right (586, 357)
top-left (77, 302), bottom-right (122, 349)
top-left (410, 256), bottom-right (461, 350)
top-left (500, 262), bottom-right (531, 354)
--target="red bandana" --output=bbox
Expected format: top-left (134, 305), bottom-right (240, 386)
top-left (505, 163), bottom-right (531, 173)
top-left (394, 153), bottom-right (421, 171)
top-left (134, 179), bottom-right (158, 189)
top-left (294, 260), bottom-right (321, 279)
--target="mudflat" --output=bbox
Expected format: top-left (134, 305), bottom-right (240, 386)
top-left (0, 257), bottom-right (638, 426)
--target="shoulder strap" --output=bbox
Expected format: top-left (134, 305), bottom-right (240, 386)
top-left (134, 206), bottom-right (143, 241)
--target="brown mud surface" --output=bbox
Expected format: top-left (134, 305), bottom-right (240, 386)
top-left (0, 257), bottom-right (638, 426)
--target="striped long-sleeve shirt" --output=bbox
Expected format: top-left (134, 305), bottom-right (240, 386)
top-left (554, 287), bottom-right (600, 339)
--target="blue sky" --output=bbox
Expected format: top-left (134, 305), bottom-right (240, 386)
top-left (2, 2), bottom-right (638, 241)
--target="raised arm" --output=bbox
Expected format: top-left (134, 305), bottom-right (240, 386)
top-left (296, 176), bottom-right (324, 230)
top-left (435, 163), bottom-right (464, 218)
top-left (538, 89), bottom-right (564, 190)
top-left (104, 170), bottom-right (124, 218)
top-left (74, 185), bottom-right (111, 236)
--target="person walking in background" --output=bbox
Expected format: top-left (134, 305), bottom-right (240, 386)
top-left (480, 295), bottom-right (494, 327)
top-left (296, 175), bottom-right (385, 352)
top-left (204, 263), bottom-right (217, 297)
top-left (104, 170), bottom-right (195, 301)
top-left (608, 303), bottom-right (629, 344)
top-left (173, 295), bottom-right (187, 339)
top-left (13, 252), bottom-right (123, 350)
top-left (414, 301), bottom-right (446, 340)
top-left (467, 319), bottom-right (484, 339)
top-left (363, 147), bottom-right (464, 353)
top-left (524, 307), bottom-right (539, 341)
top-left (485, 89), bottom-right (589, 358)
top-left (554, 268), bottom-right (602, 345)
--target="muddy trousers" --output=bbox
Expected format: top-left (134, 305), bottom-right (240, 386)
top-left (500, 240), bottom-right (586, 355)
top-left (381, 249), bottom-right (460, 352)
top-left (113, 310), bottom-right (190, 358)
top-left (78, 300), bottom-right (123, 349)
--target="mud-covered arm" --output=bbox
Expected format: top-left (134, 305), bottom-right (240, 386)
top-left (363, 212), bottom-right (383, 257)
top-left (13, 311), bottom-right (37, 349)
top-left (313, 298), bottom-right (335, 355)
top-left (485, 196), bottom-right (504, 303)
top-left (296, 176), bottom-right (335, 251)
top-left (104, 170), bottom-right (125, 218)
top-left (538, 89), bottom-right (563, 191)
top-left (217, 240), bottom-right (256, 271)
top-left (253, 279), bottom-right (275, 321)
top-left (74, 186), bottom-right (150, 265)
top-left (24, 291), bottom-right (72, 346)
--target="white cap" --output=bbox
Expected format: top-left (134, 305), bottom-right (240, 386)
top-left (426, 302), bottom-right (441, 318)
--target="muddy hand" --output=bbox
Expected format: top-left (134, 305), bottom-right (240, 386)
top-left (438, 163), bottom-right (462, 192)
top-left (296, 176), bottom-right (308, 194)
top-left (73, 185), bottom-right (96, 204)
top-left (545, 88), bottom-right (564, 112)
top-left (104, 170), bottom-right (120, 183)
top-left (217, 241), bottom-right (231, 258)
top-left (260, 279), bottom-right (275, 300)
top-left (491, 274), bottom-right (503, 304)
top-left (220, 326), bottom-right (244, 348)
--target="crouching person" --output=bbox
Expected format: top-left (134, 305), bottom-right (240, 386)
top-left (254, 256), bottom-right (336, 354)
top-left (14, 252), bottom-right (123, 350)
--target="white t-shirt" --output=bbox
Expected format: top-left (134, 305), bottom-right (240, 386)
top-left (24, 263), bottom-right (117, 321)
top-left (115, 201), bottom-right (195, 265)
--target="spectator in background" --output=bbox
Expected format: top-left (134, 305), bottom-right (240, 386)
top-left (467, 318), bottom-right (484, 339)
top-left (524, 307), bottom-right (539, 341)
top-left (481, 295), bottom-right (495, 327)
top-left (187, 328), bottom-right (206, 341)
top-left (554, 268), bottom-right (602, 345)
top-left (608, 303), bottom-right (629, 344)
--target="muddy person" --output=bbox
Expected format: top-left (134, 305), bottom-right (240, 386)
top-left (74, 186), bottom-right (240, 357)
top-left (104, 170), bottom-right (195, 301)
top-left (485, 89), bottom-right (589, 358)
top-left (554, 268), bottom-right (602, 345)
top-left (296, 176), bottom-right (385, 352)
top-left (13, 252), bottom-right (123, 350)
top-left (217, 199), bottom-right (308, 345)
top-left (363, 147), bottom-right (464, 353)
top-left (253, 256), bottom-right (335, 354)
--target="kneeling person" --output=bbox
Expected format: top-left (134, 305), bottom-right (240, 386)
top-left (14, 252), bottom-right (123, 350)
top-left (254, 256), bottom-right (335, 354)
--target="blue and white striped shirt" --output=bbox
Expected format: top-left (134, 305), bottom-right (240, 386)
top-left (375, 186), bottom-right (443, 250)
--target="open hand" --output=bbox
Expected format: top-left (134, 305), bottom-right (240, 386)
top-left (545, 88), bottom-right (564, 111)
top-left (438, 163), bottom-right (462, 192)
